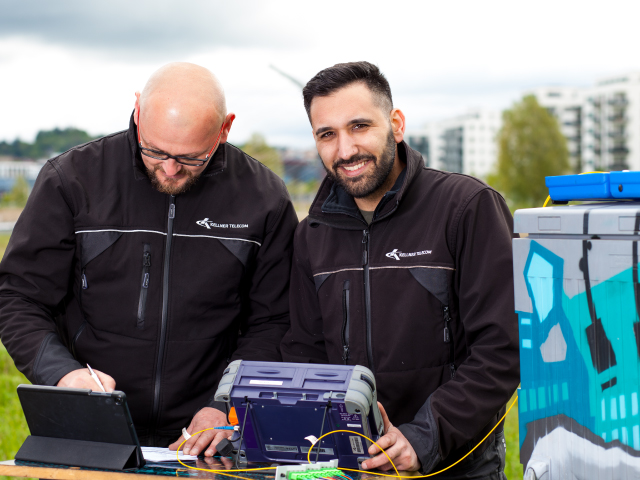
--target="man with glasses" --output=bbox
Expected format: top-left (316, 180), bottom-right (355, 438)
top-left (0, 63), bottom-right (298, 456)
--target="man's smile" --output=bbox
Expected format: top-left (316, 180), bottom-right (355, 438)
top-left (338, 159), bottom-right (373, 177)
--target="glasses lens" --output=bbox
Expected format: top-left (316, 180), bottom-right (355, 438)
top-left (175, 157), bottom-right (206, 167)
top-left (141, 148), bottom-right (170, 160)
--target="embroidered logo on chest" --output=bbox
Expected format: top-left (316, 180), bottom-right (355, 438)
top-left (196, 218), bottom-right (249, 229)
top-left (385, 248), bottom-right (432, 260)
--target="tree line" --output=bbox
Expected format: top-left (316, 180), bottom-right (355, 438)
top-left (0, 128), bottom-right (96, 160)
top-left (0, 96), bottom-right (573, 212)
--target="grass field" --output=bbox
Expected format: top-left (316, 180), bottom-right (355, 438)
top-left (0, 230), bottom-right (523, 479)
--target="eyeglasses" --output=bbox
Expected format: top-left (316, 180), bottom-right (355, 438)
top-left (137, 108), bottom-right (225, 167)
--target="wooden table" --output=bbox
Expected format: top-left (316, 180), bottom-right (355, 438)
top-left (0, 459), bottom-right (392, 480)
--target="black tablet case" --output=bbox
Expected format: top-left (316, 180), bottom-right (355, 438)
top-left (15, 385), bottom-right (145, 470)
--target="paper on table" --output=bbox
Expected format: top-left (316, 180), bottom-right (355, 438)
top-left (141, 446), bottom-right (198, 462)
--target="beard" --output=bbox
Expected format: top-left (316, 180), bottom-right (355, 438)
top-left (323, 129), bottom-right (397, 199)
top-left (146, 163), bottom-right (200, 195)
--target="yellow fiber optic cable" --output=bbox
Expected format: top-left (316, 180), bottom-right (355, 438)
top-left (308, 396), bottom-right (518, 478)
top-left (175, 395), bottom-right (518, 478)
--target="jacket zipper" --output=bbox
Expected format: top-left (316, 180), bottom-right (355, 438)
top-left (362, 229), bottom-right (374, 372)
top-left (341, 280), bottom-right (351, 364)
top-left (137, 244), bottom-right (151, 330)
top-left (443, 305), bottom-right (456, 378)
top-left (74, 267), bottom-right (89, 358)
top-left (152, 196), bottom-right (175, 438)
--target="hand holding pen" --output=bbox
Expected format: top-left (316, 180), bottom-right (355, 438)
top-left (87, 364), bottom-right (106, 392)
top-left (56, 364), bottom-right (116, 392)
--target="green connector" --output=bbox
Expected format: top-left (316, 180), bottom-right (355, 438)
top-left (288, 467), bottom-right (344, 480)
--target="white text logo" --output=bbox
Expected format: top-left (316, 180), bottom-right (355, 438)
top-left (385, 248), bottom-right (432, 260)
top-left (197, 218), bottom-right (249, 229)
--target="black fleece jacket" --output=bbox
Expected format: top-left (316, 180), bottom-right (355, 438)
top-left (0, 114), bottom-right (298, 446)
top-left (281, 142), bottom-right (519, 474)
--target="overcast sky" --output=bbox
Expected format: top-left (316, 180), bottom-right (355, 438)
top-left (1, 0), bottom-right (639, 148)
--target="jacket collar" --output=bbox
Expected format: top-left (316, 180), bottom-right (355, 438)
top-left (127, 111), bottom-right (228, 181)
top-left (307, 140), bottom-right (423, 229)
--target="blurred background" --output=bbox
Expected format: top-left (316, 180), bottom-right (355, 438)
top-left (1, 0), bottom-right (639, 477)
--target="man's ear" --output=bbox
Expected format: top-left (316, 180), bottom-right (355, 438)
top-left (133, 92), bottom-right (141, 126)
top-left (390, 108), bottom-right (406, 144)
top-left (219, 113), bottom-right (236, 144)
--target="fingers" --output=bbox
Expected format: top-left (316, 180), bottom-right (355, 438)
top-left (168, 429), bottom-right (192, 451)
top-left (377, 402), bottom-right (392, 432)
top-left (218, 454), bottom-right (234, 467)
top-left (363, 429), bottom-right (421, 472)
top-left (57, 369), bottom-right (102, 391)
top-left (204, 430), bottom-right (233, 456)
top-left (94, 369), bottom-right (116, 392)
top-left (368, 430), bottom-right (397, 455)
top-left (184, 430), bottom-right (216, 455)
top-left (364, 441), bottom-right (406, 471)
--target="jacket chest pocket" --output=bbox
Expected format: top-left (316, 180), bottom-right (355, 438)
top-left (409, 267), bottom-right (456, 378)
top-left (77, 231), bottom-right (160, 336)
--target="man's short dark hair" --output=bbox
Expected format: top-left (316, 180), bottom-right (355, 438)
top-left (303, 61), bottom-right (393, 119)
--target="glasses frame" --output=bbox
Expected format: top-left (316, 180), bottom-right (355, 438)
top-left (137, 108), bottom-right (225, 167)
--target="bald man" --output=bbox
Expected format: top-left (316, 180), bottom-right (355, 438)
top-left (0, 63), bottom-right (298, 453)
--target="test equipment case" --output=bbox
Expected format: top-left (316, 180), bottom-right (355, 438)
top-left (214, 360), bottom-right (384, 469)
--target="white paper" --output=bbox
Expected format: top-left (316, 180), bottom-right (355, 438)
top-left (141, 446), bottom-right (198, 462)
top-left (304, 435), bottom-right (318, 445)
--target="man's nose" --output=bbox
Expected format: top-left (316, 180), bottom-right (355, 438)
top-left (163, 158), bottom-right (182, 176)
top-left (336, 133), bottom-right (358, 161)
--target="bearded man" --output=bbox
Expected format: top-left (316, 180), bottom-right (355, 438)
top-left (281, 62), bottom-right (519, 479)
top-left (0, 62), bottom-right (298, 455)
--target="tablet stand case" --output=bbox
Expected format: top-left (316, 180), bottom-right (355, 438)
top-left (15, 385), bottom-right (144, 470)
top-left (16, 436), bottom-right (139, 470)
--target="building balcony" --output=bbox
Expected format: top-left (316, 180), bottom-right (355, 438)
top-left (608, 146), bottom-right (629, 154)
top-left (607, 130), bottom-right (626, 139)
top-left (587, 129), bottom-right (601, 139)
top-left (607, 97), bottom-right (629, 107)
top-left (607, 114), bottom-right (627, 123)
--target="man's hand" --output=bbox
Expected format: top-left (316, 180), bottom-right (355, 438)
top-left (168, 407), bottom-right (232, 456)
top-left (361, 402), bottom-right (421, 472)
top-left (57, 368), bottom-right (116, 392)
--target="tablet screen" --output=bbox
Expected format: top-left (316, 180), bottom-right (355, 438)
top-left (18, 385), bottom-right (138, 446)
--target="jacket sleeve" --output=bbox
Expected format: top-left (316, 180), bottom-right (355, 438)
top-left (228, 186), bottom-right (299, 363)
top-left (398, 188), bottom-right (520, 471)
top-left (0, 161), bottom-right (83, 385)
top-left (280, 221), bottom-right (330, 364)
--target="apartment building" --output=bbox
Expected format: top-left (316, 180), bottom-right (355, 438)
top-left (531, 73), bottom-right (640, 172)
top-left (582, 73), bottom-right (640, 172)
top-left (527, 86), bottom-right (583, 171)
top-left (407, 110), bottom-right (501, 178)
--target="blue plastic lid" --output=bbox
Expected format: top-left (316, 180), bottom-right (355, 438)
top-left (545, 173), bottom-right (608, 187)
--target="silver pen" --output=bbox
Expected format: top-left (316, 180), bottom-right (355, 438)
top-left (87, 364), bottom-right (106, 392)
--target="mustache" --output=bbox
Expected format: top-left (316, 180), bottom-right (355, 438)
top-left (334, 154), bottom-right (376, 170)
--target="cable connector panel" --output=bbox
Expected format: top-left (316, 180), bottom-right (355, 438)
top-left (275, 459), bottom-right (340, 480)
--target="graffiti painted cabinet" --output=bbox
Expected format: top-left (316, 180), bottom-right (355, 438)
top-left (514, 203), bottom-right (640, 479)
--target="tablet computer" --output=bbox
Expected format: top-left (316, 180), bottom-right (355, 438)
top-left (16, 384), bottom-right (145, 470)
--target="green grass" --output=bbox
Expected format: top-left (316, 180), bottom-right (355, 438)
top-left (0, 231), bottom-right (524, 478)
top-left (0, 346), bottom-right (31, 480)
top-left (504, 393), bottom-right (522, 479)
top-left (0, 233), bottom-right (32, 480)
